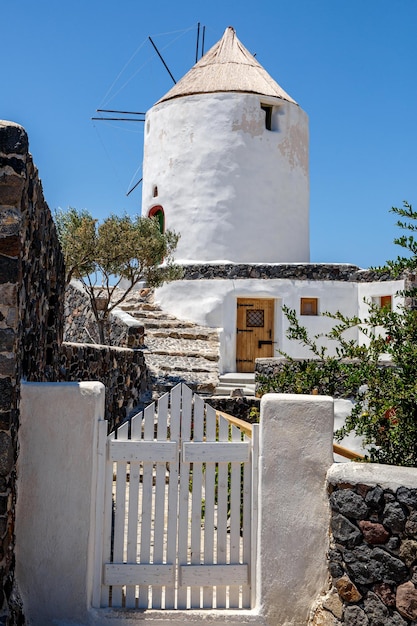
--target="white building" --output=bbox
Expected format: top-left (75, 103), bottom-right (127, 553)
top-left (141, 27), bottom-right (403, 374)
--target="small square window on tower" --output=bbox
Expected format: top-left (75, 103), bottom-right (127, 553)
top-left (261, 104), bottom-right (273, 130)
top-left (300, 298), bottom-right (318, 316)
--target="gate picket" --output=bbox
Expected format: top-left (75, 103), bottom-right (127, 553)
top-left (176, 384), bottom-right (192, 609)
top-left (112, 420), bottom-right (129, 608)
top-left (125, 412), bottom-right (141, 608)
top-left (97, 383), bottom-right (256, 611)
top-left (152, 393), bottom-right (169, 609)
top-left (229, 424), bottom-right (242, 608)
top-left (216, 413), bottom-right (228, 608)
top-left (242, 429), bottom-right (252, 609)
top-left (164, 384), bottom-right (181, 609)
top-left (203, 403), bottom-right (216, 608)
top-left (190, 393), bottom-right (204, 607)
top-left (137, 402), bottom-right (155, 608)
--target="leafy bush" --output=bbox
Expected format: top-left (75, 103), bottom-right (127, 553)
top-left (259, 202), bottom-right (417, 467)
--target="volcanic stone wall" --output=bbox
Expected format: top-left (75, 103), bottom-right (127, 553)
top-left (0, 120), bottom-right (66, 624)
top-left (255, 357), bottom-right (363, 398)
top-left (180, 263), bottom-right (396, 282)
top-left (310, 472), bottom-right (417, 626)
top-left (205, 396), bottom-right (260, 422)
top-left (64, 281), bottom-right (145, 348)
top-left (60, 342), bottom-right (150, 432)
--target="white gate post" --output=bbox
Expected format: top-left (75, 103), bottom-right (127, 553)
top-left (16, 381), bottom-right (106, 626)
top-left (257, 393), bottom-right (334, 626)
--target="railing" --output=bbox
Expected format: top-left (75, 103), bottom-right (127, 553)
top-left (216, 410), bottom-right (365, 461)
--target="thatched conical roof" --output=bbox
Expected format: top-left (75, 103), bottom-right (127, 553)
top-left (157, 26), bottom-right (297, 105)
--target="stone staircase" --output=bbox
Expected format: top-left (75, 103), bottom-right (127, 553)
top-left (116, 290), bottom-right (220, 396)
top-left (214, 372), bottom-right (256, 397)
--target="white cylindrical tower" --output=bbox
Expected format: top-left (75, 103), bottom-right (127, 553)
top-left (141, 27), bottom-right (309, 264)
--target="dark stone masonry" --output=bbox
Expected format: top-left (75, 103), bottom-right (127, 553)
top-left (205, 396), bottom-right (260, 423)
top-left (64, 281), bottom-right (145, 349)
top-left (181, 263), bottom-right (396, 282)
top-left (60, 342), bottom-right (150, 432)
top-left (0, 120), bottom-right (66, 624)
top-left (318, 483), bottom-right (417, 625)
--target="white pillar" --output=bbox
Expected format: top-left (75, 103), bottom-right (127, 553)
top-left (16, 381), bottom-right (106, 626)
top-left (257, 393), bottom-right (334, 625)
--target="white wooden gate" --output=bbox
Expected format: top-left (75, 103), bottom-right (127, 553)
top-left (93, 383), bottom-right (259, 610)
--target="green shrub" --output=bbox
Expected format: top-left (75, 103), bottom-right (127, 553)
top-left (259, 203), bottom-right (417, 467)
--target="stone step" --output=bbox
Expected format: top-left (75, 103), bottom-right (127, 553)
top-left (119, 301), bottom-right (157, 312)
top-left (121, 310), bottom-right (177, 321)
top-left (143, 348), bottom-right (218, 362)
top-left (218, 372), bottom-right (255, 385)
top-left (214, 372), bottom-right (256, 397)
top-left (145, 353), bottom-right (219, 374)
top-left (146, 327), bottom-right (219, 341)
top-left (213, 385), bottom-right (256, 397)
top-left (112, 288), bottom-right (220, 395)
top-left (138, 318), bottom-right (197, 329)
top-left (151, 371), bottom-right (218, 396)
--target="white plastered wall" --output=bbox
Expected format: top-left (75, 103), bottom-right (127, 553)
top-left (357, 279), bottom-right (404, 347)
top-left (155, 276), bottom-right (405, 371)
top-left (154, 277), bottom-right (361, 372)
top-left (141, 93), bottom-right (309, 264)
top-left (358, 279), bottom-right (404, 318)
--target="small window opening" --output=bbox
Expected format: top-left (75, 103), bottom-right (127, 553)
top-left (246, 309), bottom-right (264, 328)
top-left (148, 205), bottom-right (165, 233)
top-left (372, 295), bottom-right (392, 310)
top-left (261, 104), bottom-right (273, 130)
top-left (153, 186), bottom-right (158, 198)
top-left (300, 298), bottom-right (318, 316)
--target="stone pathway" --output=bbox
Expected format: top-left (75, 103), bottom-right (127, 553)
top-left (115, 289), bottom-right (220, 396)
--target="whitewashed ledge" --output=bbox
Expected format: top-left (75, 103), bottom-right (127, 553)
top-left (327, 462), bottom-right (417, 491)
top-left (88, 608), bottom-right (265, 626)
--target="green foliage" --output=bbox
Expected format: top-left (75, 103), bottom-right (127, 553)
top-left (55, 207), bottom-right (182, 344)
top-left (248, 406), bottom-right (260, 422)
top-left (385, 201), bottom-right (417, 277)
top-left (259, 202), bottom-right (417, 467)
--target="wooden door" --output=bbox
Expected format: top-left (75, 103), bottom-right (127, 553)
top-left (236, 298), bottom-right (275, 373)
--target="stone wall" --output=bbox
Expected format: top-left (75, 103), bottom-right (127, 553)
top-left (64, 281), bottom-right (145, 348)
top-left (63, 283), bottom-right (150, 429)
top-left (255, 357), bottom-right (363, 398)
top-left (311, 464), bottom-right (417, 626)
top-left (206, 396), bottom-right (260, 422)
top-left (60, 342), bottom-right (150, 432)
top-left (0, 120), bottom-right (67, 624)
top-left (404, 271), bottom-right (417, 311)
top-left (255, 357), bottom-right (400, 401)
top-left (180, 263), bottom-right (396, 282)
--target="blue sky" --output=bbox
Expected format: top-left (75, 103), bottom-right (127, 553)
top-left (2, 0), bottom-right (417, 268)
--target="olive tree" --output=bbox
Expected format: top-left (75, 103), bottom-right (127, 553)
top-left (55, 207), bottom-right (181, 344)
